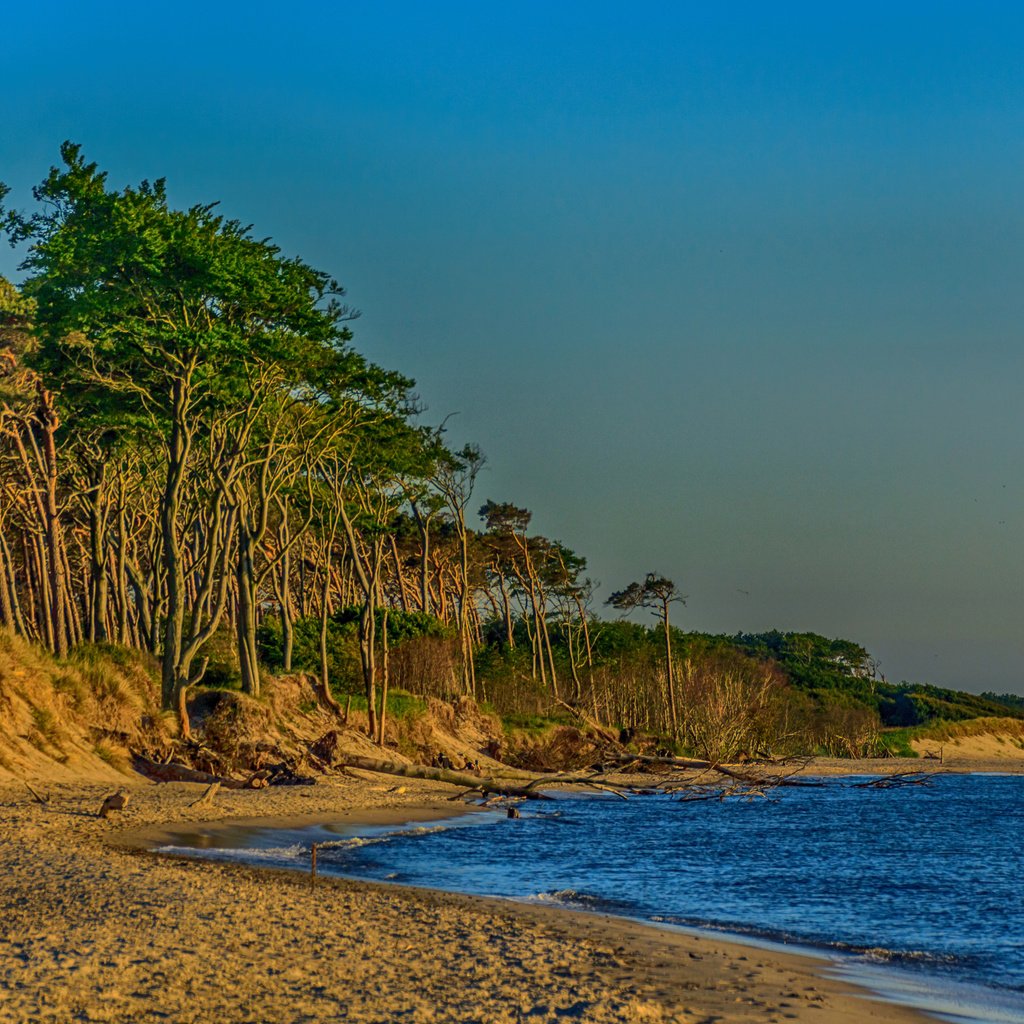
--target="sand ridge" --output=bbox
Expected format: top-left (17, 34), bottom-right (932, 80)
top-left (0, 774), bottom-right (935, 1024)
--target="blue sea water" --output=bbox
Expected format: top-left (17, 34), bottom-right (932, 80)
top-left (161, 774), bottom-right (1024, 1022)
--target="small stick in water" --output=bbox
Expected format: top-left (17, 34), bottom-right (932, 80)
top-left (311, 842), bottom-right (318, 888)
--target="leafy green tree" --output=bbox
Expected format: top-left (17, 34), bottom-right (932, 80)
top-left (2, 144), bottom-right (359, 713)
top-left (606, 573), bottom-right (685, 737)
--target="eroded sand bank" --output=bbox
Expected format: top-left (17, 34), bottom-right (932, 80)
top-left (0, 774), bottom-right (938, 1024)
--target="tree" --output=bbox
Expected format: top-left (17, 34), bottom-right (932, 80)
top-left (606, 573), bottom-right (685, 737)
top-left (479, 500), bottom-right (561, 695)
top-left (3, 144), bottom-right (359, 714)
top-left (432, 443), bottom-right (485, 696)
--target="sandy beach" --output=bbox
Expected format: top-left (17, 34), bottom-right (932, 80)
top-left (0, 773), bottom-right (939, 1024)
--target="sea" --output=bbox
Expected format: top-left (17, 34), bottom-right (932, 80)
top-left (159, 773), bottom-right (1024, 1023)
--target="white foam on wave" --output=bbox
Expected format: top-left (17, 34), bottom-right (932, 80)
top-left (156, 843), bottom-right (307, 863)
top-left (524, 889), bottom-right (602, 907)
top-left (316, 823), bottom-right (454, 853)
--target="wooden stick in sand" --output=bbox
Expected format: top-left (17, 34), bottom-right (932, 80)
top-left (23, 782), bottom-right (49, 805)
top-left (189, 782), bottom-right (221, 808)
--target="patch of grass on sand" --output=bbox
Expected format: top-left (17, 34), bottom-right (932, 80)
top-left (915, 716), bottom-right (1024, 743)
top-left (500, 711), bottom-right (563, 735)
top-left (343, 690), bottom-right (427, 719)
top-left (93, 741), bottom-right (128, 771)
top-left (30, 706), bottom-right (61, 748)
top-left (876, 728), bottom-right (919, 758)
top-left (878, 716), bottom-right (1024, 756)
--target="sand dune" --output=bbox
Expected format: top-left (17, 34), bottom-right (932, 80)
top-left (911, 730), bottom-right (1024, 764)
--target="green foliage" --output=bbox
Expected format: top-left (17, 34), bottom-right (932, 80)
top-left (329, 607), bottom-right (452, 645)
top-left (257, 609), bottom-right (451, 697)
top-left (257, 615), bottom-right (360, 692)
top-left (30, 706), bottom-right (59, 745)
top-left (732, 631), bottom-right (872, 687)
top-left (728, 630), bottom-right (1022, 729)
top-left (195, 629), bottom-right (242, 690)
top-left (875, 728), bottom-right (920, 758)
top-left (606, 573), bottom-right (683, 616)
top-left (6, 142), bottom-right (371, 438)
top-left (336, 689), bottom-right (427, 719)
top-left (980, 691), bottom-right (1024, 712)
top-left (500, 711), bottom-right (567, 735)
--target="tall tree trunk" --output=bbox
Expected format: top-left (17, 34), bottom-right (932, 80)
top-left (161, 378), bottom-right (191, 708)
top-left (235, 522), bottom-right (260, 696)
top-left (663, 604), bottom-right (679, 739)
top-left (388, 534), bottom-right (410, 613)
top-left (37, 388), bottom-right (69, 657)
top-left (456, 521), bottom-right (475, 696)
top-left (316, 533), bottom-right (342, 715)
top-left (0, 532), bottom-right (18, 633)
top-left (18, 534), bottom-right (36, 641)
top-left (33, 535), bottom-right (54, 651)
top-left (359, 596), bottom-right (378, 740)
top-left (498, 571), bottom-right (515, 649)
top-left (86, 460), bottom-right (109, 643)
top-left (114, 495), bottom-right (130, 645)
top-left (376, 606), bottom-right (390, 745)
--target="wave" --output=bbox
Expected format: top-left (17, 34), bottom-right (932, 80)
top-left (524, 889), bottom-right (639, 915)
top-left (156, 843), bottom-right (307, 863)
top-left (648, 914), bottom-right (1004, 986)
top-left (160, 822), bottom-right (467, 867)
top-left (848, 945), bottom-right (966, 968)
top-left (315, 823), bottom-right (458, 855)
top-left (526, 888), bottom-right (603, 907)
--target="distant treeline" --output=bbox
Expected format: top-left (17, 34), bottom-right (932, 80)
top-left (0, 145), bottom-right (1016, 759)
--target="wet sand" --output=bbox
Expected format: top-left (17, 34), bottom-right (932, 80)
top-left (0, 774), bottom-right (935, 1024)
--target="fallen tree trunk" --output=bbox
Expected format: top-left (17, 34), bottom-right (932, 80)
top-left (337, 755), bottom-right (554, 800)
top-left (602, 753), bottom-right (825, 787)
top-left (132, 755), bottom-right (250, 789)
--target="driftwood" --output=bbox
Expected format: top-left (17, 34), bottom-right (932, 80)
top-left (133, 755), bottom-right (247, 788)
top-left (308, 730), bottom-right (341, 768)
top-left (603, 753), bottom-right (826, 788)
top-left (337, 755), bottom-right (554, 800)
top-left (23, 781), bottom-right (49, 805)
top-left (132, 752), bottom-right (315, 789)
top-left (98, 790), bottom-right (129, 818)
top-left (853, 772), bottom-right (937, 789)
top-left (189, 782), bottom-right (221, 808)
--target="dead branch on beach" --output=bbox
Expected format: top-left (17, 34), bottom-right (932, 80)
top-left (23, 781), bottom-right (50, 805)
top-left (132, 755), bottom-right (251, 789)
top-left (335, 755), bottom-right (556, 800)
top-left (131, 753), bottom-right (315, 790)
top-left (674, 785), bottom-right (769, 803)
top-left (189, 782), bottom-right (221, 808)
top-left (98, 790), bottom-right (129, 818)
top-left (852, 772), bottom-right (938, 788)
top-left (335, 754), bottom-right (791, 804)
top-left (598, 753), bottom-right (827, 788)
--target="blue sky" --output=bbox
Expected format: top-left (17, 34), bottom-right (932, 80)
top-left (3, 2), bottom-right (1024, 692)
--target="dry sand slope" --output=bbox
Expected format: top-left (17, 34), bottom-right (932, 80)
top-left (0, 776), bottom-right (931, 1024)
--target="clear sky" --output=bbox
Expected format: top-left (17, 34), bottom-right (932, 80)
top-left (3, 2), bottom-right (1023, 694)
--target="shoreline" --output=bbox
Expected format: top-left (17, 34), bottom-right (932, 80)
top-left (0, 774), bottom-right (941, 1024)
top-left (141, 794), bottom-right (1016, 1024)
